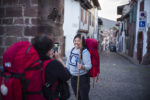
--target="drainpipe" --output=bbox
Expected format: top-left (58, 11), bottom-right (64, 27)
top-left (79, 5), bottom-right (81, 34)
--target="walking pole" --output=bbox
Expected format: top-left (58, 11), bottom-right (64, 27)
top-left (76, 69), bottom-right (80, 100)
top-left (76, 41), bottom-right (83, 100)
top-left (76, 53), bottom-right (81, 100)
top-left (76, 34), bottom-right (83, 100)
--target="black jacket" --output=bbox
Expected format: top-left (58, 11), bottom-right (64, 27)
top-left (41, 56), bottom-right (71, 100)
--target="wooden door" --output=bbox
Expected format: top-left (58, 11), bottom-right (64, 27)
top-left (137, 32), bottom-right (143, 64)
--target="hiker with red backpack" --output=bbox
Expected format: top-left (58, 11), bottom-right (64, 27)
top-left (66, 34), bottom-right (92, 100)
top-left (32, 34), bottom-right (71, 100)
top-left (0, 34), bottom-right (71, 100)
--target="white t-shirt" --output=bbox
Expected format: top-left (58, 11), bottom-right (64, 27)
top-left (66, 48), bottom-right (92, 76)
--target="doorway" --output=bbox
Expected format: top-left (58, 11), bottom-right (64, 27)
top-left (137, 32), bottom-right (143, 64)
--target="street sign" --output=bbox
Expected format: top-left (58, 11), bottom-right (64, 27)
top-left (139, 20), bottom-right (146, 31)
top-left (139, 11), bottom-right (147, 31)
top-left (139, 20), bottom-right (145, 27)
top-left (139, 11), bottom-right (146, 19)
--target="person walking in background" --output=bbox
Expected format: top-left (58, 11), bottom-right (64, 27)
top-left (66, 34), bottom-right (92, 100)
top-left (32, 34), bottom-right (71, 100)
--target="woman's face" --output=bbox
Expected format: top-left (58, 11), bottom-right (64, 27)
top-left (74, 37), bottom-right (81, 49)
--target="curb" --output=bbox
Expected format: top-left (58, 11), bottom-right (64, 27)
top-left (117, 52), bottom-right (139, 65)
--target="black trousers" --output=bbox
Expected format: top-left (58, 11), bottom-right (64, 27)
top-left (71, 73), bottom-right (90, 100)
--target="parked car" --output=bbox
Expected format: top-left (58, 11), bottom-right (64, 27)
top-left (109, 44), bottom-right (116, 52)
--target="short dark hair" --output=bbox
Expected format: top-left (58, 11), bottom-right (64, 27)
top-left (32, 34), bottom-right (54, 58)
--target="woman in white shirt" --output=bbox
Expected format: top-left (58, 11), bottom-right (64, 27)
top-left (66, 34), bottom-right (92, 100)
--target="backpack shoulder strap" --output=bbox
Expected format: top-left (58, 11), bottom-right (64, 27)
top-left (69, 47), bottom-right (75, 59)
top-left (42, 59), bottom-right (52, 85)
top-left (70, 47), bottom-right (75, 54)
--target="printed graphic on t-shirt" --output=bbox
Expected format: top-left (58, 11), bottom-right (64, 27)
top-left (69, 53), bottom-right (79, 67)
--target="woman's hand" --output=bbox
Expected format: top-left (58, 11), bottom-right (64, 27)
top-left (54, 47), bottom-right (66, 67)
top-left (54, 47), bottom-right (61, 59)
top-left (78, 63), bottom-right (85, 70)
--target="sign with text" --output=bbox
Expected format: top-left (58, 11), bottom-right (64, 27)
top-left (139, 11), bottom-right (147, 31)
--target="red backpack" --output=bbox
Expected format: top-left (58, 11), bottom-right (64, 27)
top-left (0, 41), bottom-right (52, 100)
top-left (85, 38), bottom-right (100, 88)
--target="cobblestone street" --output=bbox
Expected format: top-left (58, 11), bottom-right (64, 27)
top-left (68, 51), bottom-right (150, 100)
top-left (1, 0), bottom-right (150, 100)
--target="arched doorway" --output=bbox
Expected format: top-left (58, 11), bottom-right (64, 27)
top-left (137, 32), bottom-right (143, 64)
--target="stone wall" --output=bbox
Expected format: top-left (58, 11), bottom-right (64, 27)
top-left (0, 0), bottom-right (64, 66)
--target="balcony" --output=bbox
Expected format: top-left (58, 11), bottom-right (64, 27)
top-left (74, 0), bottom-right (100, 10)
top-left (80, 0), bottom-right (93, 9)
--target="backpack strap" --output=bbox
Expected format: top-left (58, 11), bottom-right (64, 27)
top-left (21, 59), bottom-right (53, 97)
top-left (0, 72), bottom-right (27, 100)
top-left (42, 59), bottom-right (52, 85)
top-left (25, 44), bottom-right (32, 54)
top-left (42, 59), bottom-right (59, 90)
top-left (25, 60), bottom-right (42, 71)
top-left (70, 47), bottom-right (75, 54)
top-left (42, 59), bottom-right (60, 99)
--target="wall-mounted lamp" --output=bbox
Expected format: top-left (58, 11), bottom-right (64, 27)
top-left (48, 8), bottom-right (61, 22)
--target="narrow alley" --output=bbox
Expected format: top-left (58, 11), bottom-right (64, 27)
top-left (69, 51), bottom-right (150, 100)
top-left (0, 0), bottom-right (150, 100)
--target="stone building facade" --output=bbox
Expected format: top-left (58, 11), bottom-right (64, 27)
top-left (0, 0), bottom-right (64, 66)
